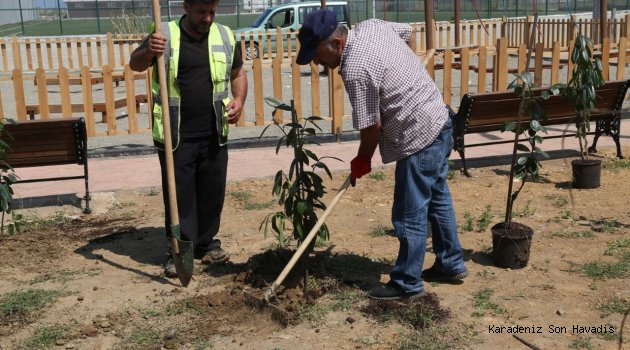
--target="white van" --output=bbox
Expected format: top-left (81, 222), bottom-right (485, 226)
top-left (233, 1), bottom-right (350, 59)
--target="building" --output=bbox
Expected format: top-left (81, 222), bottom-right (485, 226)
top-left (64, 0), bottom-right (238, 19)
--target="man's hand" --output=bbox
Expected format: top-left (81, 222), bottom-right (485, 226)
top-left (146, 33), bottom-right (167, 56)
top-left (226, 99), bottom-right (243, 124)
top-left (350, 155), bottom-right (372, 186)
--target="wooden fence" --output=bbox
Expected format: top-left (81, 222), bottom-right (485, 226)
top-left (1, 33), bottom-right (628, 138)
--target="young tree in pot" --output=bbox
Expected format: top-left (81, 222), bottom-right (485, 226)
top-left (564, 32), bottom-right (605, 189)
top-left (259, 97), bottom-right (341, 290)
top-left (492, 71), bottom-right (562, 269)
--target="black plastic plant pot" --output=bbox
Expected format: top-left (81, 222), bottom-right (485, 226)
top-left (572, 159), bottom-right (602, 189)
top-left (491, 222), bottom-right (534, 269)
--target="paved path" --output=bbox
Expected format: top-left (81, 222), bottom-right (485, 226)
top-left (11, 120), bottom-right (630, 200)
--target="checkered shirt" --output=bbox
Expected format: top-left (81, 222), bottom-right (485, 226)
top-left (340, 19), bottom-right (449, 164)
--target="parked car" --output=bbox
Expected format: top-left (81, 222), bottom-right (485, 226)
top-left (233, 1), bottom-right (350, 59)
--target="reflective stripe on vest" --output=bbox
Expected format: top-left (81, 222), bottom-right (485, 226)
top-left (151, 19), bottom-right (235, 148)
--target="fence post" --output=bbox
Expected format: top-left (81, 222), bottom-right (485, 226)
top-left (107, 33), bottom-right (115, 67)
top-left (36, 68), bottom-right (49, 119)
top-left (495, 37), bottom-right (508, 91)
top-left (625, 14), bottom-right (630, 37)
top-left (81, 66), bottom-right (96, 136)
top-left (310, 62), bottom-right (320, 118)
top-left (534, 42), bottom-right (543, 87)
top-left (57, 0), bottom-right (64, 35)
top-left (478, 46), bottom-right (487, 93)
top-left (253, 55), bottom-right (264, 126)
top-left (12, 69), bottom-right (26, 121)
top-left (616, 37), bottom-right (626, 79)
top-left (18, 0), bottom-right (25, 35)
top-left (125, 64), bottom-right (138, 134)
top-left (12, 36), bottom-right (22, 71)
top-left (272, 56), bottom-right (283, 123)
top-left (96, 0), bottom-right (102, 33)
top-left (329, 67), bottom-right (344, 136)
top-left (443, 49), bottom-right (452, 105)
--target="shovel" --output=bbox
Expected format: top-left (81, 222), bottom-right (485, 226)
top-left (243, 175), bottom-right (351, 326)
top-left (151, 0), bottom-right (194, 287)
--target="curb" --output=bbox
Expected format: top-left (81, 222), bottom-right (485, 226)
top-left (88, 131), bottom-right (362, 159)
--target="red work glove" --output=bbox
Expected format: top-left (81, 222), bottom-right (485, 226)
top-left (350, 155), bottom-right (372, 187)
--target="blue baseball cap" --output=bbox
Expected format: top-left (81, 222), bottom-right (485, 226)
top-left (296, 9), bottom-right (338, 65)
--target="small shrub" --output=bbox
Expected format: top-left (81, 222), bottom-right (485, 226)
top-left (568, 336), bottom-right (594, 350)
top-left (369, 224), bottom-right (392, 237)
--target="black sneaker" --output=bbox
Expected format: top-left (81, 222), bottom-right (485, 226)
top-left (201, 247), bottom-right (230, 264)
top-left (367, 281), bottom-right (424, 300)
top-left (164, 257), bottom-right (177, 278)
top-left (421, 267), bottom-right (469, 283)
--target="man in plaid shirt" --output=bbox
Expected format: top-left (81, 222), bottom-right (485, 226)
top-left (297, 10), bottom-right (468, 300)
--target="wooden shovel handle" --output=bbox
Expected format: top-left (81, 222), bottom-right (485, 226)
top-left (267, 175), bottom-right (351, 296)
top-left (151, 0), bottom-right (179, 232)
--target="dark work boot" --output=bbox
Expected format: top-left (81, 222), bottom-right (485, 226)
top-left (367, 281), bottom-right (424, 300)
top-left (201, 247), bottom-right (230, 264)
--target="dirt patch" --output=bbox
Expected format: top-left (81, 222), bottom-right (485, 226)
top-left (1, 146), bottom-right (630, 349)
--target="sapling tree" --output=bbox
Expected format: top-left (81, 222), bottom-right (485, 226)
top-left (502, 72), bottom-right (563, 225)
top-left (563, 32), bottom-right (605, 160)
top-left (259, 98), bottom-right (341, 248)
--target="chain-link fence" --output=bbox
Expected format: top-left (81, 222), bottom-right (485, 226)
top-left (1, 0), bottom-right (629, 37)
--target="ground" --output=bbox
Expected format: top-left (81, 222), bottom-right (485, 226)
top-left (0, 146), bottom-right (629, 350)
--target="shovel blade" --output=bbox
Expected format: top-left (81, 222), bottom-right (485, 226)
top-left (170, 225), bottom-right (194, 287)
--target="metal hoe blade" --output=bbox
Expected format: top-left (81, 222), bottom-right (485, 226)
top-left (242, 289), bottom-right (289, 327)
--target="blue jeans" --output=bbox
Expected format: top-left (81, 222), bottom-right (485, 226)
top-left (390, 119), bottom-right (467, 293)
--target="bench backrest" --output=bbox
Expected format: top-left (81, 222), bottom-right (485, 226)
top-left (458, 80), bottom-right (630, 133)
top-left (3, 117), bottom-right (87, 168)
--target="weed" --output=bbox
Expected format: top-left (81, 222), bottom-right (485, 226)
top-left (447, 160), bottom-right (457, 180)
top-left (471, 288), bottom-right (506, 317)
top-left (591, 219), bottom-right (620, 233)
top-left (598, 296), bottom-right (629, 318)
top-left (538, 284), bottom-right (555, 290)
top-left (604, 238), bottom-right (630, 256)
top-left (164, 301), bottom-right (187, 316)
top-left (368, 171), bottom-right (386, 181)
top-left (194, 339), bottom-right (214, 350)
top-left (461, 212), bottom-right (474, 232)
top-left (4, 212), bottom-right (26, 236)
top-left (551, 231), bottom-right (594, 238)
top-left (230, 191), bottom-right (252, 203)
top-left (356, 334), bottom-right (383, 346)
top-left (476, 269), bottom-right (496, 280)
top-left (603, 158), bottom-right (630, 170)
top-left (126, 326), bottom-right (161, 347)
top-left (572, 252), bottom-right (630, 280)
top-left (141, 308), bottom-right (162, 318)
top-left (18, 212), bottom-right (75, 233)
top-left (512, 200), bottom-right (535, 218)
top-left (598, 326), bottom-right (618, 341)
top-left (0, 289), bottom-right (64, 321)
top-left (476, 205), bottom-right (493, 232)
top-left (329, 289), bottom-right (362, 311)
top-left (398, 324), bottom-right (474, 350)
top-left (244, 200), bottom-right (275, 210)
top-left (553, 195), bottom-right (569, 208)
top-left (28, 269), bottom-right (92, 285)
top-left (561, 210), bottom-right (575, 220)
top-left (145, 188), bottom-right (160, 196)
top-left (369, 224), bottom-right (392, 237)
top-left (109, 201), bottom-right (135, 210)
top-left (20, 324), bottom-right (67, 349)
top-left (298, 303), bottom-right (329, 325)
top-left (589, 284), bottom-right (598, 290)
top-left (568, 336), bottom-right (593, 349)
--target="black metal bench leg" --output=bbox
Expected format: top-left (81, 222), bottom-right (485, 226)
top-left (455, 145), bottom-right (470, 177)
top-left (83, 160), bottom-right (92, 214)
top-left (588, 120), bottom-right (603, 155)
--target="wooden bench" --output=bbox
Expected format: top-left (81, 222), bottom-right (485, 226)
top-left (452, 79), bottom-right (630, 176)
top-left (25, 94), bottom-right (148, 122)
top-left (3, 117), bottom-right (91, 214)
